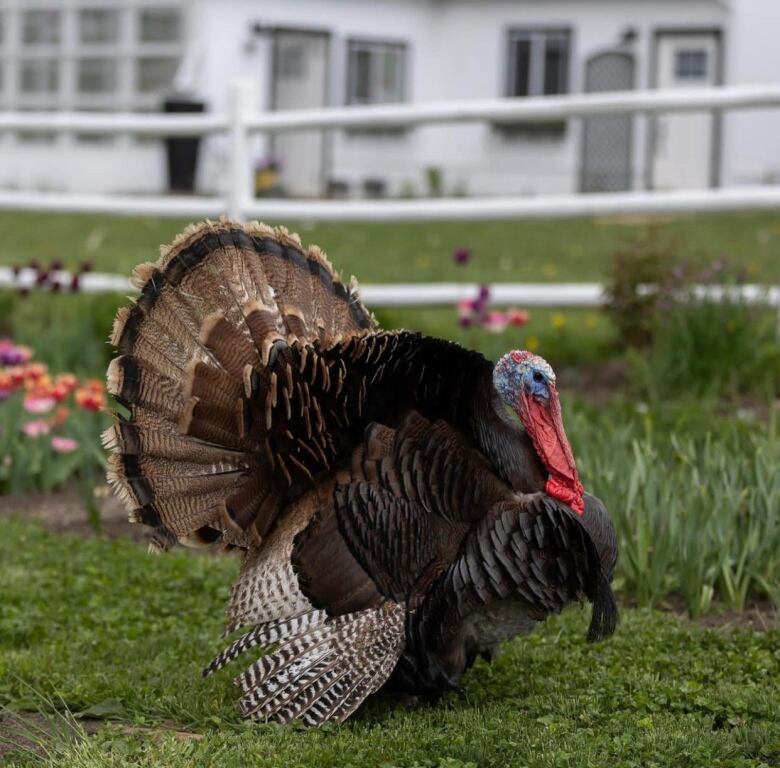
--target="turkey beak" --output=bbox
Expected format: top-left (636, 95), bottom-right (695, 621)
top-left (534, 388), bottom-right (550, 408)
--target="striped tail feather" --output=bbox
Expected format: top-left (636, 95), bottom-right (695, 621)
top-left (204, 604), bottom-right (405, 726)
top-left (105, 218), bottom-right (375, 548)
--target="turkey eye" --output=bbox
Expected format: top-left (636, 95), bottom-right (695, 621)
top-left (532, 371), bottom-right (545, 383)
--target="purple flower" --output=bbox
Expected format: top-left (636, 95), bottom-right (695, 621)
top-left (458, 315), bottom-right (473, 328)
top-left (453, 247), bottom-right (471, 266)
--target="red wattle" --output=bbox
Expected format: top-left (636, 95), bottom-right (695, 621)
top-left (518, 386), bottom-right (584, 516)
top-left (546, 476), bottom-right (585, 515)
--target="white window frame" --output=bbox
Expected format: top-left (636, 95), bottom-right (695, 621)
top-left (506, 28), bottom-right (571, 98)
top-left (0, 0), bottom-right (184, 117)
top-left (346, 39), bottom-right (407, 106)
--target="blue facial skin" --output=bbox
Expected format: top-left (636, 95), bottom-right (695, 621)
top-left (493, 352), bottom-right (555, 408)
top-left (525, 369), bottom-right (551, 404)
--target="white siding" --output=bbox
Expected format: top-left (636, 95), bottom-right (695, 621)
top-left (8, 0), bottom-right (777, 199)
top-left (723, 0), bottom-right (780, 186)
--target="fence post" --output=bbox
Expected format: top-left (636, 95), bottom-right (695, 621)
top-left (227, 79), bottom-right (255, 221)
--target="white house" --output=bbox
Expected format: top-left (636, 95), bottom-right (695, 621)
top-left (0, 0), bottom-right (779, 199)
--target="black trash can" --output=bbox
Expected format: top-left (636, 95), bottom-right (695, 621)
top-left (163, 95), bottom-right (205, 193)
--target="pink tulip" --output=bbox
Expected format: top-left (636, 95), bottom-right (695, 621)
top-left (456, 298), bottom-right (476, 318)
top-left (51, 436), bottom-right (79, 453)
top-left (23, 396), bottom-right (55, 414)
top-left (22, 419), bottom-right (50, 437)
top-left (482, 311), bottom-right (510, 333)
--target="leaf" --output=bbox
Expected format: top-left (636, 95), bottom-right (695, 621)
top-left (77, 698), bottom-right (128, 721)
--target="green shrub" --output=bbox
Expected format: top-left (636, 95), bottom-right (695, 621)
top-left (603, 231), bottom-right (677, 347)
top-left (632, 293), bottom-right (780, 400)
top-left (604, 233), bottom-right (780, 399)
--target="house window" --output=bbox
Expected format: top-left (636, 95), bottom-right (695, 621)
top-left (19, 59), bottom-right (59, 95)
top-left (346, 40), bottom-right (406, 105)
top-left (507, 29), bottom-right (570, 97)
top-left (77, 58), bottom-right (117, 95)
top-left (675, 49), bottom-right (708, 80)
top-left (6, 4), bottom-right (183, 144)
top-left (22, 9), bottom-right (61, 46)
top-left (79, 8), bottom-right (119, 45)
top-left (139, 9), bottom-right (182, 43)
top-left (136, 57), bottom-right (180, 93)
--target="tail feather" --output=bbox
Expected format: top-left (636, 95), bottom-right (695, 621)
top-left (106, 218), bottom-right (375, 547)
top-left (587, 573), bottom-right (619, 642)
top-left (205, 604), bottom-right (405, 725)
top-left (203, 610), bottom-right (329, 678)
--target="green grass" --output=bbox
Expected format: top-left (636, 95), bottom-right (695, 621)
top-left (1, 208), bottom-right (778, 377)
top-left (1, 208), bottom-right (776, 377)
top-left (1, 518), bottom-right (778, 768)
top-left (1, 210), bottom-right (779, 282)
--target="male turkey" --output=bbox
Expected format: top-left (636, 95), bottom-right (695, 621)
top-left (105, 219), bottom-right (617, 726)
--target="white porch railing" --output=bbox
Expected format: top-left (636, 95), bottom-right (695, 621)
top-left (0, 83), bottom-right (779, 221)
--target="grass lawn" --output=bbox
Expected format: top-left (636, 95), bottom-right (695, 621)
top-left (1, 518), bottom-right (778, 768)
top-left (0, 209), bottom-right (779, 282)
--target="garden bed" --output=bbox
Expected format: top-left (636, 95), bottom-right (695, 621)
top-left (0, 484), bottom-right (135, 542)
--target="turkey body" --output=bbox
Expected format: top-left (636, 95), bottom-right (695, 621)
top-left (105, 219), bottom-right (618, 726)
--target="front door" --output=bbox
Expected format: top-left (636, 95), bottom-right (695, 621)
top-left (580, 51), bottom-right (635, 192)
top-left (651, 32), bottom-right (720, 190)
top-left (271, 30), bottom-right (329, 197)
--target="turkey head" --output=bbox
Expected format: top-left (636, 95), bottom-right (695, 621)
top-left (493, 350), bottom-right (584, 515)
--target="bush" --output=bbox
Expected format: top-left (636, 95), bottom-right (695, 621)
top-left (604, 233), bottom-right (780, 400)
top-left (603, 231), bottom-right (678, 347)
top-left (632, 292), bottom-right (780, 401)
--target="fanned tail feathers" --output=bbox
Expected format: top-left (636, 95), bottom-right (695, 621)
top-left (105, 218), bottom-right (375, 548)
top-left (204, 604), bottom-right (405, 725)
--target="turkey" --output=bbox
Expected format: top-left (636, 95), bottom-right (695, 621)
top-left (104, 218), bottom-right (618, 726)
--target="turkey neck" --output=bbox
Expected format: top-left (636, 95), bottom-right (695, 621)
top-left (471, 375), bottom-right (547, 493)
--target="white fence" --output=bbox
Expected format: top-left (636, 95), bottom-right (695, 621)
top-left (1, 83), bottom-right (779, 317)
top-left (1, 83), bottom-right (780, 222)
top-left (1, 266), bottom-right (778, 317)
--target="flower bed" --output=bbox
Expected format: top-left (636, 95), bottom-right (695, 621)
top-left (0, 339), bottom-right (108, 514)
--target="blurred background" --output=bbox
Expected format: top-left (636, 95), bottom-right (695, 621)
top-left (1, 0), bottom-right (780, 197)
top-left (0, 0), bottom-right (779, 619)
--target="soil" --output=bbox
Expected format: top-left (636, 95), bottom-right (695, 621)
top-left (0, 711), bottom-right (201, 760)
top-left (656, 593), bottom-right (778, 632)
top-left (0, 483), bottom-right (148, 543)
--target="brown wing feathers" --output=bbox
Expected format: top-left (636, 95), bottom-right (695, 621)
top-left (106, 218), bottom-right (375, 549)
